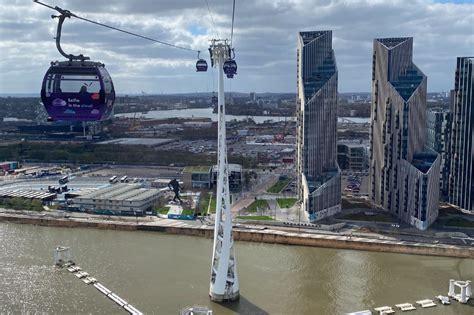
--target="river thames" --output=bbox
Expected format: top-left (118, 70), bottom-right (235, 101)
top-left (0, 222), bottom-right (472, 314)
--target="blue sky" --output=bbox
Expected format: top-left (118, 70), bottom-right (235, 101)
top-left (0, 0), bottom-right (472, 93)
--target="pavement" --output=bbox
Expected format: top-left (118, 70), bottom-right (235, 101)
top-left (0, 208), bottom-right (471, 257)
top-left (231, 173), bottom-right (279, 215)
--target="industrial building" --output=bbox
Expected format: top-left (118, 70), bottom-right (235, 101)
top-left (296, 30), bottom-right (341, 222)
top-left (0, 190), bottom-right (57, 202)
top-left (369, 37), bottom-right (441, 230)
top-left (73, 184), bottom-right (161, 215)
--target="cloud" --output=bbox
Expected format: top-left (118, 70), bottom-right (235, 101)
top-left (0, 0), bottom-right (472, 93)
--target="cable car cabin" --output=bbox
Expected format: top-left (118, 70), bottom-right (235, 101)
top-left (211, 95), bottom-right (218, 107)
top-left (196, 59), bottom-right (208, 72)
top-left (223, 60), bottom-right (237, 78)
top-left (41, 61), bottom-right (115, 121)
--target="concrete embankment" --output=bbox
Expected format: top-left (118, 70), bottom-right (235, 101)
top-left (0, 213), bottom-right (472, 259)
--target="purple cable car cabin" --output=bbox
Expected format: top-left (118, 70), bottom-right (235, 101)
top-left (223, 59), bottom-right (237, 78)
top-left (41, 61), bottom-right (115, 121)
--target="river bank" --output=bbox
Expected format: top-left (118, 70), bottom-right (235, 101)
top-left (1, 211), bottom-right (472, 259)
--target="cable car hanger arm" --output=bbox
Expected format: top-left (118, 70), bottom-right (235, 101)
top-left (53, 13), bottom-right (90, 62)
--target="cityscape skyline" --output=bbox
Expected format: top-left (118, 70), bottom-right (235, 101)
top-left (0, 0), bottom-right (473, 94)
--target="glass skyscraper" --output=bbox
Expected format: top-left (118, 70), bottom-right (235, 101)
top-left (296, 30), bottom-right (341, 222)
top-left (448, 57), bottom-right (473, 213)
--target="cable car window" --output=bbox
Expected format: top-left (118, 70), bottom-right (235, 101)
top-left (58, 75), bottom-right (101, 93)
top-left (98, 68), bottom-right (112, 93)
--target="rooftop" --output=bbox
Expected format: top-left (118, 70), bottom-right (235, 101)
top-left (299, 30), bottom-right (330, 45)
top-left (76, 183), bottom-right (160, 202)
top-left (376, 37), bottom-right (411, 49)
top-left (0, 189), bottom-right (56, 200)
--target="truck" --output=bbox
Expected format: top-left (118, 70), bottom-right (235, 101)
top-left (58, 175), bottom-right (69, 185)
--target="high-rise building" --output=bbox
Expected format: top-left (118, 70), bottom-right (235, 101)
top-left (426, 108), bottom-right (451, 200)
top-left (448, 57), bottom-right (473, 214)
top-left (370, 37), bottom-right (441, 230)
top-left (249, 92), bottom-right (256, 102)
top-left (296, 30), bottom-right (341, 222)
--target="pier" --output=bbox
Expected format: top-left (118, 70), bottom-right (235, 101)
top-left (349, 279), bottom-right (471, 315)
top-left (54, 246), bottom-right (143, 315)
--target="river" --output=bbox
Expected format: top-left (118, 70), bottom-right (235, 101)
top-left (0, 222), bottom-right (472, 314)
top-left (114, 108), bottom-right (370, 124)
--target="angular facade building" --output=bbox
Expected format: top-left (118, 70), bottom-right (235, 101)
top-left (370, 37), bottom-right (441, 230)
top-left (296, 31), bottom-right (341, 222)
top-left (448, 57), bottom-right (473, 214)
top-left (426, 108), bottom-right (451, 200)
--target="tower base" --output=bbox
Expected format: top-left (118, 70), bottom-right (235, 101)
top-left (209, 290), bottom-right (240, 303)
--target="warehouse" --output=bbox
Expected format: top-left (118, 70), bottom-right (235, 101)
top-left (72, 183), bottom-right (161, 215)
top-left (0, 190), bottom-right (56, 202)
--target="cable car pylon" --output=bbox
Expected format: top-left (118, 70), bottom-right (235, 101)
top-left (208, 39), bottom-right (239, 302)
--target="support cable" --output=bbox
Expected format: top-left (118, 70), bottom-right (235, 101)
top-left (230, 0), bottom-right (236, 48)
top-left (204, 0), bottom-right (220, 39)
top-left (33, 0), bottom-right (199, 53)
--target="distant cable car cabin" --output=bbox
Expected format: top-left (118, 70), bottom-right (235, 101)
top-left (196, 59), bottom-right (208, 72)
top-left (196, 51), bottom-right (208, 72)
top-left (223, 60), bottom-right (237, 78)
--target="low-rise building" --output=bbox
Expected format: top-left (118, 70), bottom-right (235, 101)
top-left (73, 183), bottom-right (160, 215)
top-left (0, 190), bottom-right (56, 202)
top-left (337, 140), bottom-right (369, 171)
top-left (212, 164), bottom-right (243, 192)
top-left (183, 166), bottom-right (212, 189)
top-left (0, 161), bottom-right (20, 172)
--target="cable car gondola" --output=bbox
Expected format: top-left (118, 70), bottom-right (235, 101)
top-left (223, 48), bottom-right (237, 79)
top-left (223, 59), bottom-right (237, 78)
top-left (196, 51), bottom-right (208, 72)
top-left (40, 8), bottom-right (115, 121)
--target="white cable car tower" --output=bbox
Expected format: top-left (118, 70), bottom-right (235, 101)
top-left (209, 39), bottom-right (239, 302)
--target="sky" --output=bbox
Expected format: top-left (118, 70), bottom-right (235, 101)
top-left (0, 0), bottom-right (472, 94)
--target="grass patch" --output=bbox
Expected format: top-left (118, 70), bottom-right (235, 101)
top-left (246, 200), bottom-right (269, 213)
top-left (181, 209), bottom-right (195, 216)
top-left (237, 215), bottom-right (274, 221)
top-left (445, 218), bottom-right (474, 228)
top-left (199, 193), bottom-right (216, 214)
top-left (156, 207), bottom-right (169, 215)
top-left (0, 197), bottom-right (43, 211)
top-left (338, 211), bottom-right (395, 223)
top-left (277, 198), bottom-right (297, 208)
top-left (341, 198), bottom-right (371, 209)
top-left (267, 180), bottom-right (289, 193)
